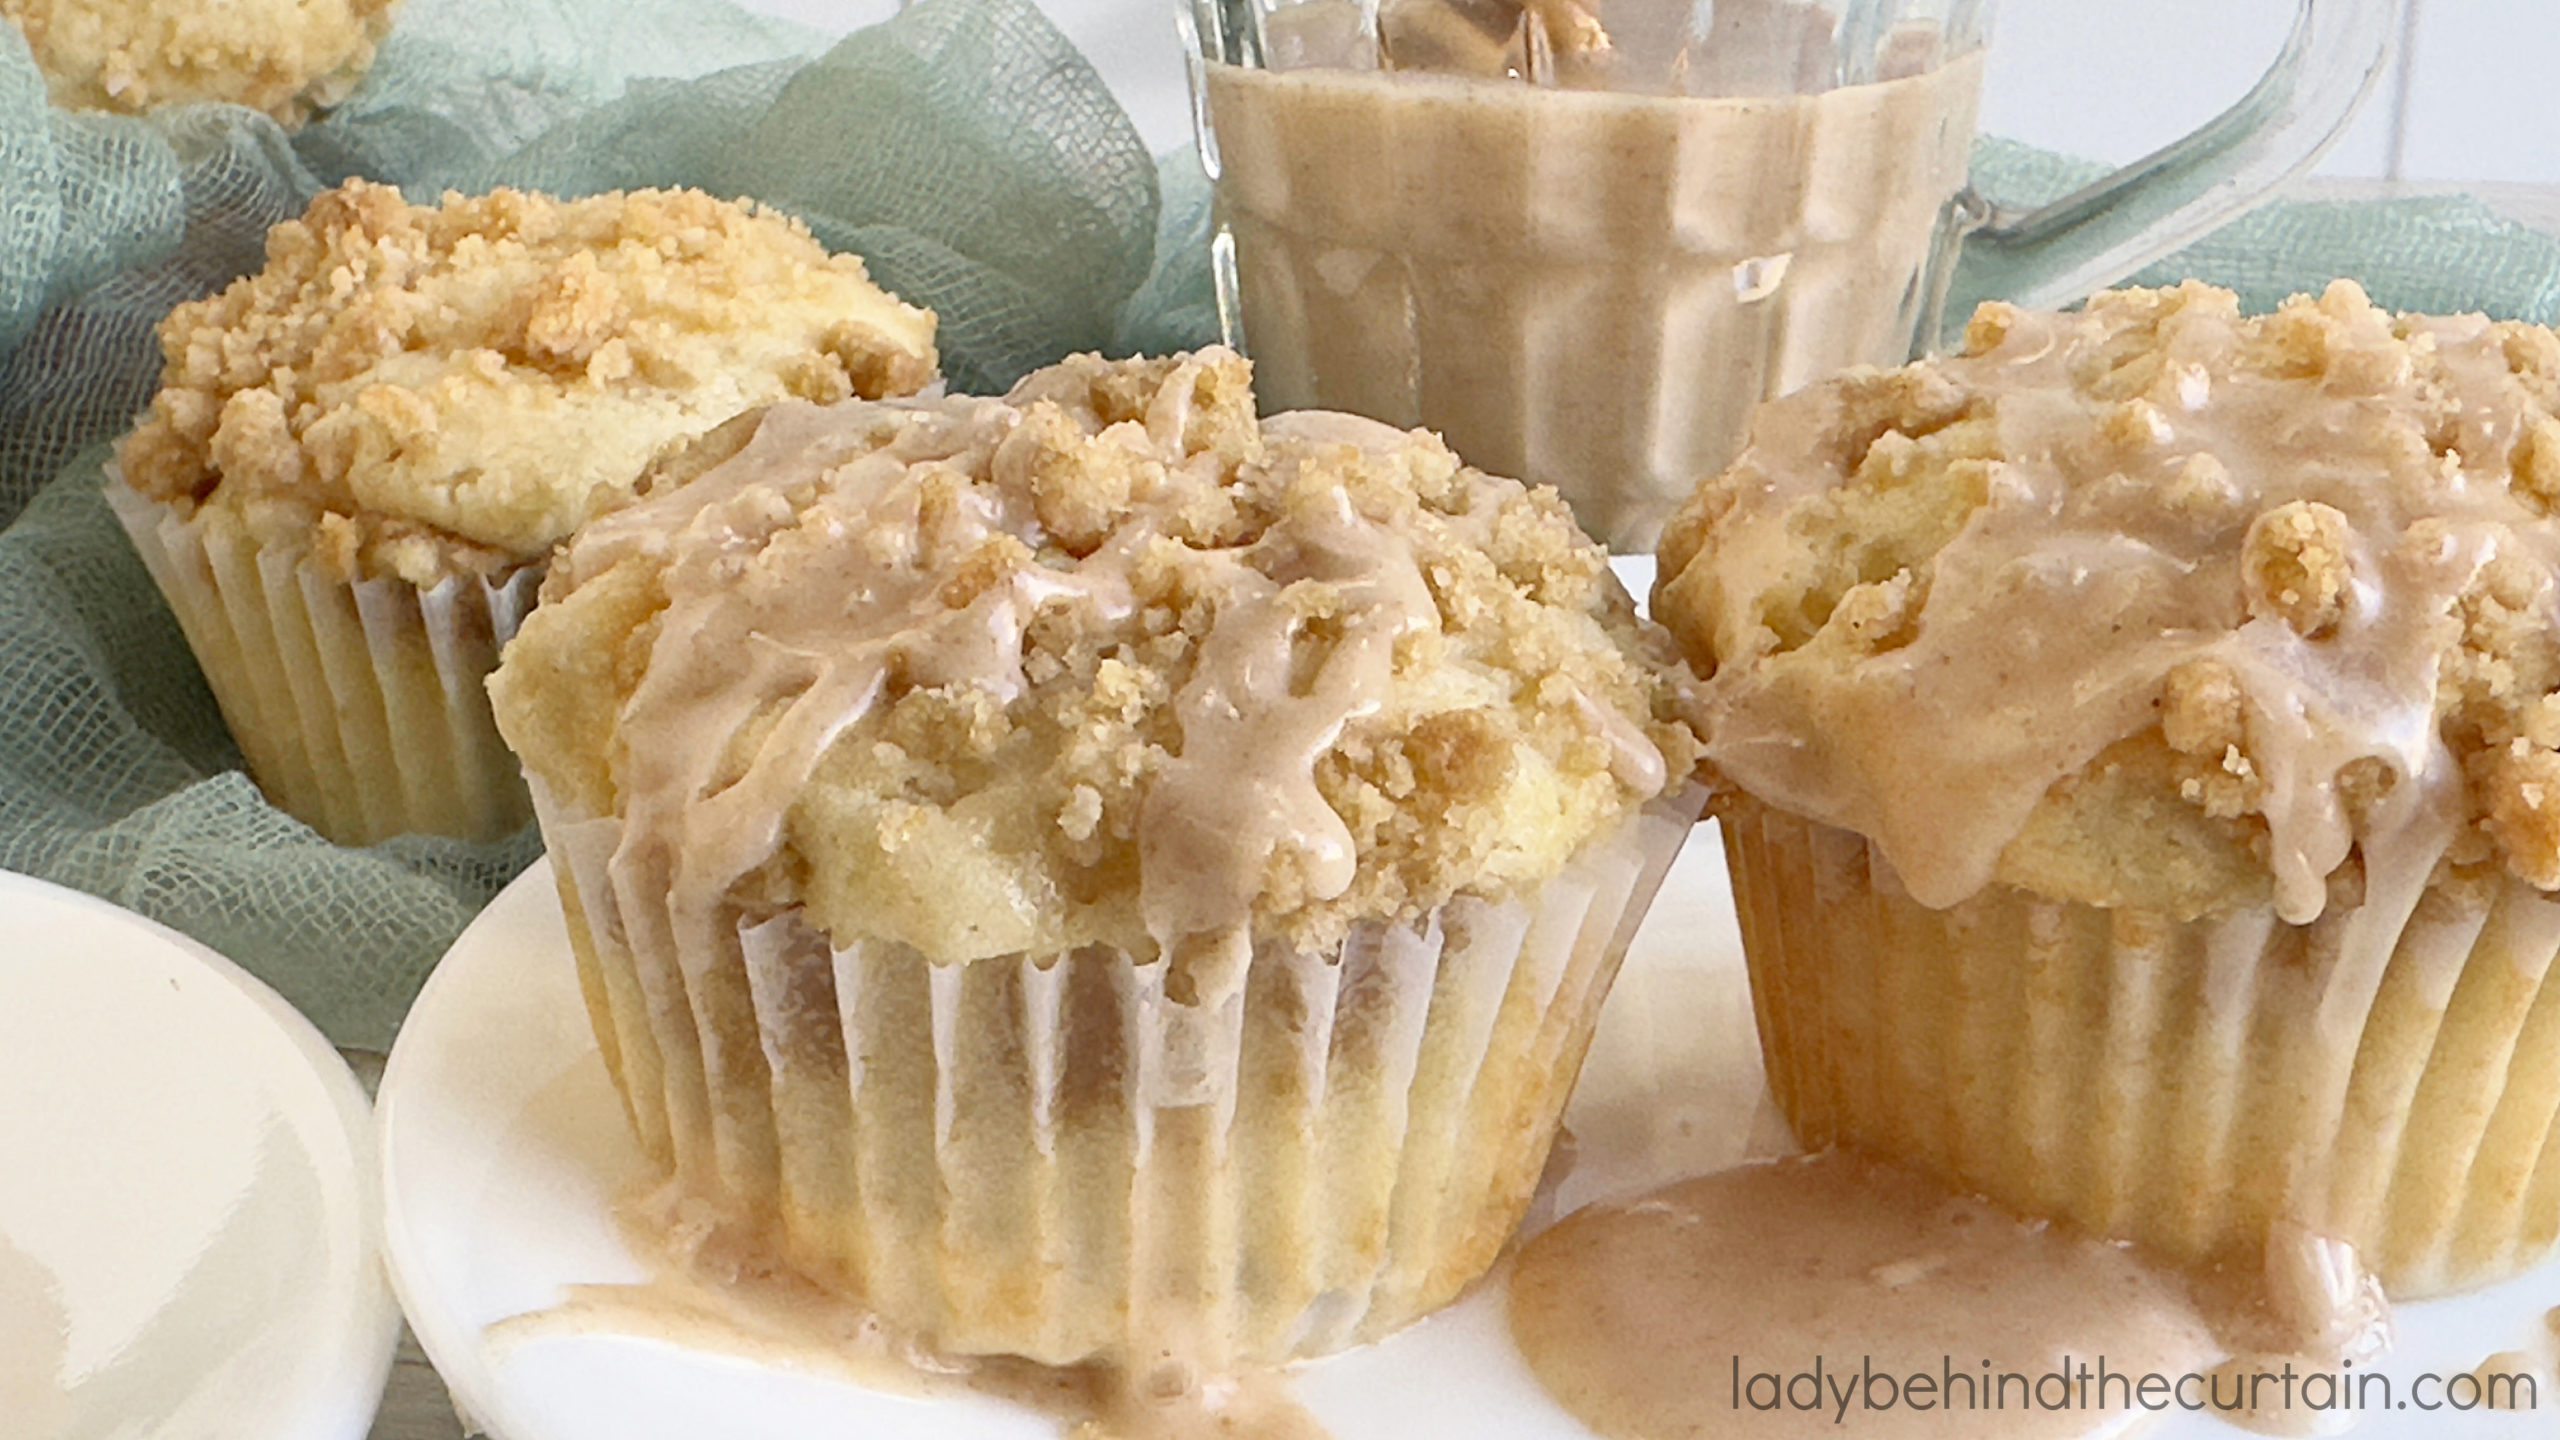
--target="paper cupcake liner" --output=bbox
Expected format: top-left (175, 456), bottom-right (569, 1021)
top-left (107, 480), bottom-right (539, 846)
top-left (1722, 796), bottom-right (2560, 1298)
top-left (532, 781), bottom-right (1705, 1366)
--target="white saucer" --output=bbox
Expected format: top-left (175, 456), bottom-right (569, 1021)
top-left (0, 869), bottom-right (400, 1440)
top-left (379, 829), bottom-right (2555, 1440)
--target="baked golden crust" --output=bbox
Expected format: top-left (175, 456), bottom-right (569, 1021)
top-left (1658, 281), bottom-right (2560, 919)
top-left (493, 348), bottom-right (1701, 961)
top-left (3, 0), bottom-right (402, 124)
top-left (117, 181), bottom-right (938, 585)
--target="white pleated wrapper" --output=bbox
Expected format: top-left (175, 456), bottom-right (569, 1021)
top-left (1723, 796), bottom-right (2560, 1299)
top-left (107, 478), bottom-right (540, 845)
top-left (534, 780), bottom-right (1706, 1366)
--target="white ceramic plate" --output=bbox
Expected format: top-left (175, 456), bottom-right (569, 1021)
top-left (380, 832), bottom-right (2555, 1440)
top-left (0, 869), bottom-right (400, 1440)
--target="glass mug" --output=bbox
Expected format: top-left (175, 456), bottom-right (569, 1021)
top-left (1181, 0), bottom-right (2405, 549)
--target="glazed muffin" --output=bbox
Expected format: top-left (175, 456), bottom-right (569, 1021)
top-left (1656, 280), bottom-right (2560, 1298)
top-left (488, 347), bottom-right (1705, 1369)
top-left (4, 0), bottom-right (404, 125)
top-left (111, 179), bottom-right (937, 845)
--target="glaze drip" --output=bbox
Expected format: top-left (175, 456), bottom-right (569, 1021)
top-left (495, 347), bottom-right (1694, 970)
top-left (1660, 281), bottom-right (2560, 921)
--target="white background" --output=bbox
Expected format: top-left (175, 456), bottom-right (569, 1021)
top-left (729, 0), bottom-right (2560, 184)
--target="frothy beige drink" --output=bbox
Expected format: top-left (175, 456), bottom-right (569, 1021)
top-left (1202, 48), bottom-right (1983, 550)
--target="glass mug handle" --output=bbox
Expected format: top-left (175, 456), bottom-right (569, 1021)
top-left (1940, 0), bottom-right (2407, 334)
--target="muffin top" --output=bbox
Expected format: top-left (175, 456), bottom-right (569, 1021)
top-left (117, 181), bottom-right (938, 586)
top-left (3, 0), bottom-right (402, 124)
top-left (1656, 281), bottom-right (2560, 923)
top-left (490, 348), bottom-right (1700, 964)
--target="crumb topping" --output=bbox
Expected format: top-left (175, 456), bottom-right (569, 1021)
top-left (493, 349), bottom-right (1700, 963)
top-left (1658, 281), bottom-right (2560, 920)
top-left (3, 0), bottom-right (402, 124)
top-left (116, 181), bottom-right (938, 585)
top-left (2242, 500), bottom-right (2353, 639)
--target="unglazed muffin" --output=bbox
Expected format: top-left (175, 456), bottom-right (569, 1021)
top-left (487, 347), bottom-right (1705, 1371)
top-left (3, 0), bottom-right (403, 125)
top-left (1655, 280), bottom-right (2560, 1297)
top-left (110, 179), bottom-right (937, 845)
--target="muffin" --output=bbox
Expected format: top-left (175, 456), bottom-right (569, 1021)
top-left (110, 179), bottom-right (937, 845)
top-left (487, 347), bottom-right (1705, 1371)
top-left (4, 0), bottom-right (404, 125)
top-left (1656, 280), bottom-right (2560, 1298)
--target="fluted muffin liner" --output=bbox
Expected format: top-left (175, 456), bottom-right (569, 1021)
top-left (1722, 795), bottom-right (2560, 1298)
top-left (107, 478), bottom-right (539, 846)
top-left (531, 779), bottom-right (1706, 1366)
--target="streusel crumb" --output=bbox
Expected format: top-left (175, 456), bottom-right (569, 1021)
top-left (4, 0), bottom-right (401, 124)
top-left (117, 180), bottom-right (937, 586)
top-left (2242, 500), bottom-right (2352, 638)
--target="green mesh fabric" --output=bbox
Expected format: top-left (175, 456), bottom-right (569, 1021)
top-left (1971, 136), bottom-right (2560, 323)
top-left (3, 0), bottom-right (2558, 1049)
